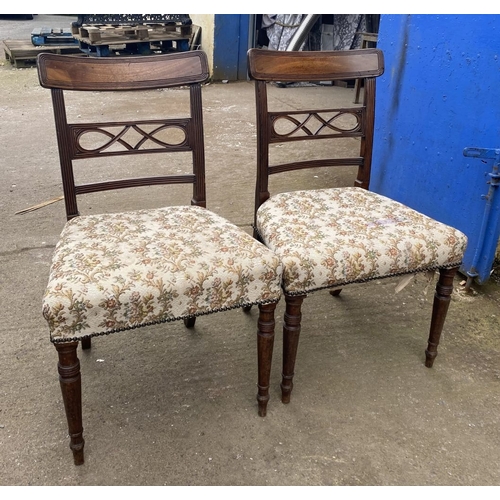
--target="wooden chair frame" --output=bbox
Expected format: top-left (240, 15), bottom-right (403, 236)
top-left (38, 51), bottom-right (280, 465)
top-left (248, 48), bottom-right (461, 404)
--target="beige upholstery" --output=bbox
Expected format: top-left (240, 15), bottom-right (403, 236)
top-left (257, 187), bottom-right (467, 294)
top-left (44, 205), bottom-right (282, 343)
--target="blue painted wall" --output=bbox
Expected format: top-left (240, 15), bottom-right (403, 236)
top-left (371, 14), bottom-right (500, 283)
top-left (212, 14), bottom-right (250, 81)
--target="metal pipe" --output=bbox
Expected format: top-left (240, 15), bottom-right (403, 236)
top-left (463, 147), bottom-right (500, 291)
top-left (285, 14), bottom-right (321, 51)
top-left (464, 184), bottom-right (494, 292)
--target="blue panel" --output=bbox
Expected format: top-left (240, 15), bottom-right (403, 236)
top-left (213, 14), bottom-right (250, 81)
top-left (237, 16), bottom-right (250, 79)
top-left (371, 14), bottom-right (500, 283)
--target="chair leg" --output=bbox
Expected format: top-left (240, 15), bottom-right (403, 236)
top-left (425, 266), bottom-right (459, 368)
top-left (55, 342), bottom-right (85, 465)
top-left (81, 337), bottom-right (91, 350)
top-left (281, 294), bottom-right (305, 404)
top-left (256, 302), bottom-right (277, 417)
top-left (184, 317), bottom-right (196, 328)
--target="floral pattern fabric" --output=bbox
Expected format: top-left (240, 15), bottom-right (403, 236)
top-left (256, 187), bottom-right (468, 295)
top-left (43, 205), bottom-right (283, 342)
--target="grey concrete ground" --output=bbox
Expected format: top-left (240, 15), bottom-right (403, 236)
top-left (1, 15), bottom-right (500, 487)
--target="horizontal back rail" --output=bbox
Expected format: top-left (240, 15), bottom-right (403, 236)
top-left (248, 48), bottom-right (384, 82)
top-left (269, 158), bottom-right (363, 175)
top-left (38, 51), bottom-right (210, 91)
top-left (74, 175), bottom-right (196, 195)
top-left (269, 133), bottom-right (363, 144)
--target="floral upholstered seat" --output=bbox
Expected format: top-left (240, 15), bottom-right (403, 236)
top-left (256, 187), bottom-right (467, 295)
top-left (44, 205), bottom-right (282, 343)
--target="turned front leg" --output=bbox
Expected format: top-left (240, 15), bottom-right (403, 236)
top-left (256, 302), bottom-right (277, 417)
top-left (281, 294), bottom-right (305, 404)
top-left (425, 267), bottom-right (459, 368)
top-left (184, 317), bottom-right (196, 328)
top-left (55, 342), bottom-right (85, 465)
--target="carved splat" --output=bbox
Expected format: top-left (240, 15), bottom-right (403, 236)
top-left (270, 109), bottom-right (362, 141)
top-left (71, 121), bottom-right (189, 157)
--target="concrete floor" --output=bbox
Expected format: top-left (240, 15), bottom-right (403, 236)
top-left (1, 15), bottom-right (500, 487)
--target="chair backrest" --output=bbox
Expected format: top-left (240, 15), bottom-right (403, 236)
top-left (37, 51), bottom-right (210, 220)
top-left (247, 48), bottom-right (384, 214)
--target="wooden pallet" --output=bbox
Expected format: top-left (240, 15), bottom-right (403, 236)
top-left (72, 23), bottom-right (191, 44)
top-left (3, 39), bottom-right (82, 68)
top-left (72, 23), bottom-right (197, 57)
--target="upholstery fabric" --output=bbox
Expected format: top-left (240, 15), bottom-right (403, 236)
top-left (43, 205), bottom-right (283, 342)
top-left (256, 187), bottom-right (468, 295)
